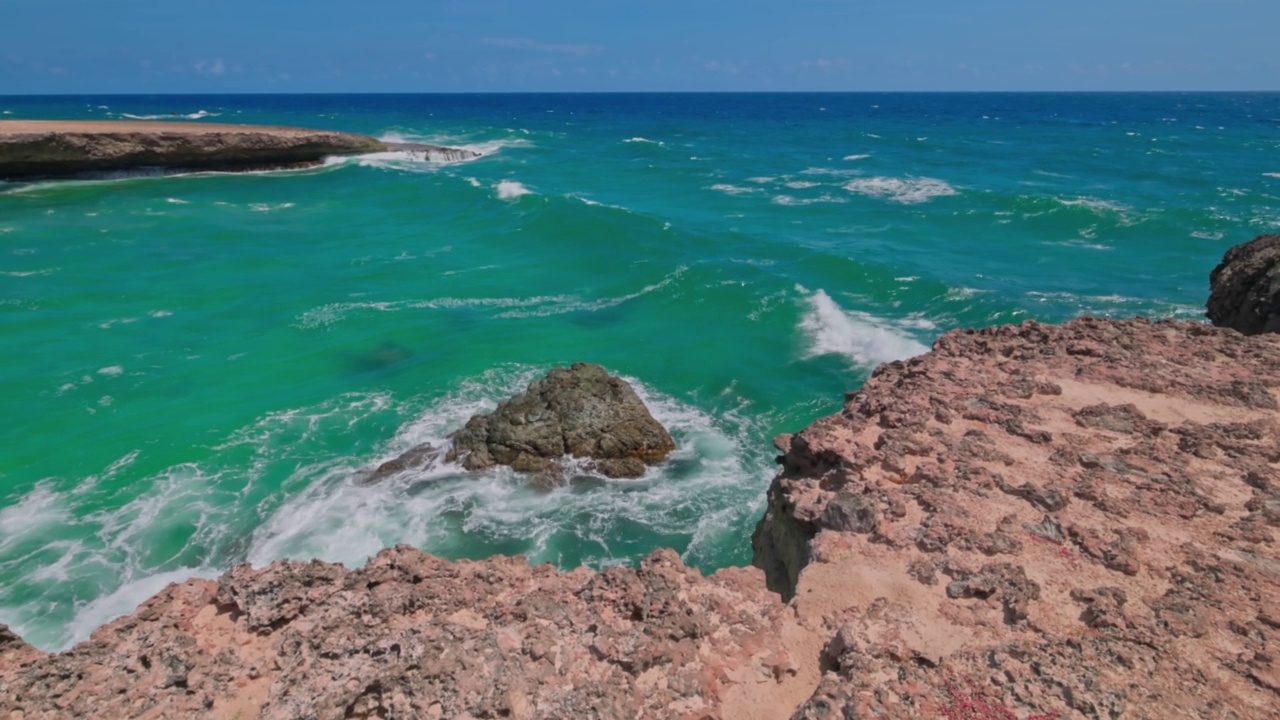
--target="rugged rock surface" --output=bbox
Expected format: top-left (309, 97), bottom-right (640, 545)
top-left (1208, 234), bottom-right (1280, 335)
top-left (5, 318), bottom-right (1279, 719)
top-left (0, 121), bottom-right (391, 179)
top-left (371, 363), bottom-right (677, 485)
top-left (758, 317), bottom-right (1280, 719)
top-left (0, 548), bottom-right (815, 720)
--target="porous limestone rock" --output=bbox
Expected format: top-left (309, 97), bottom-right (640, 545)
top-left (757, 317), bottom-right (1280, 719)
top-left (0, 549), bottom-right (805, 720)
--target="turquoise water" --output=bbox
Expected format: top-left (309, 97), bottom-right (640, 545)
top-left (2, 93), bottom-right (1278, 650)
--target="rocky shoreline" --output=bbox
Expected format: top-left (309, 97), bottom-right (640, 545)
top-left (2, 238), bottom-right (1278, 719)
top-left (0, 121), bottom-right (478, 179)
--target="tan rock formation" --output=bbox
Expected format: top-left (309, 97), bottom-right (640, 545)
top-left (759, 317), bottom-right (1280, 719)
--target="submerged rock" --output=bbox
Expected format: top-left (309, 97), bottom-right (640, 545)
top-left (1208, 234), bottom-right (1280, 335)
top-left (365, 363), bottom-right (676, 486)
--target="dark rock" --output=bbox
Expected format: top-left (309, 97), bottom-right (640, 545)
top-left (445, 363), bottom-right (675, 482)
top-left (0, 120), bottom-right (391, 179)
top-left (1207, 234), bottom-right (1280, 335)
top-left (820, 491), bottom-right (880, 534)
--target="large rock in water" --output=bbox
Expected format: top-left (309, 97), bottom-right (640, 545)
top-left (1207, 234), bottom-right (1280, 335)
top-left (446, 363), bottom-right (676, 480)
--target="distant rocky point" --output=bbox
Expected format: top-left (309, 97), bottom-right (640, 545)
top-left (0, 121), bottom-right (476, 179)
top-left (365, 363), bottom-right (676, 486)
top-left (1208, 233), bottom-right (1280, 335)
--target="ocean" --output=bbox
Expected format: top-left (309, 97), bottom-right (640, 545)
top-left (2, 92), bottom-right (1277, 650)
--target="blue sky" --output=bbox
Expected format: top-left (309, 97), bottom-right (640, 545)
top-left (1, 0), bottom-right (1275, 92)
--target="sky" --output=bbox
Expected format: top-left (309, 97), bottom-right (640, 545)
top-left (1, 0), bottom-right (1276, 93)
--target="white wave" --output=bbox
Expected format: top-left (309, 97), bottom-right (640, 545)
top-left (0, 483), bottom-right (71, 556)
top-left (63, 567), bottom-right (219, 646)
top-left (1053, 197), bottom-right (1138, 225)
top-left (571, 194), bottom-right (630, 211)
top-left (1, 268), bottom-right (58, 277)
top-left (1025, 291), bottom-right (1203, 319)
top-left (844, 176), bottom-right (958, 204)
top-left (97, 365), bottom-right (124, 376)
top-left (799, 288), bottom-right (929, 367)
top-left (784, 181), bottom-right (820, 189)
top-left (1264, 172), bottom-right (1280, 179)
top-left (624, 137), bottom-right (664, 146)
top-left (295, 292), bottom-right (596, 329)
top-left (495, 180), bottom-right (534, 200)
top-left (378, 131), bottom-right (528, 159)
top-left (496, 266), bottom-right (686, 319)
top-left (119, 110), bottom-right (219, 120)
top-left (165, 198), bottom-right (189, 205)
top-left (246, 366), bottom-right (772, 574)
top-left (842, 154), bottom-right (870, 161)
top-left (708, 183), bottom-right (763, 196)
top-left (772, 194), bottom-right (848, 206)
top-left (249, 202), bottom-right (294, 212)
top-left (1191, 230), bottom-right (1225, 240)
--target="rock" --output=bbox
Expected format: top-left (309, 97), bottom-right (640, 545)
top-left (1208, 234), bottom-right (1280, 335)
top-left (0, 624), bottom-right (35, 659)
top-left (755, 317), bottom-right (1280, 719)
top-left (442, 363), bottom-right (676, 482)
top-left (0, 120), bottom-right (392, 179)
top-left (0, 548), bottom-right (799, 720)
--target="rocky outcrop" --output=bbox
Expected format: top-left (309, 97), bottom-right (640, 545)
top-left (0, 121), bottom-right (391, 179)
top-left (1208, 234), bottom-right (1280, 335)
top-left (370, 364), bottom-right (677, 485)
top-left (757, 317), bottom-right (1280, 719)
top-left (0, 548), bottom-right (813, 720)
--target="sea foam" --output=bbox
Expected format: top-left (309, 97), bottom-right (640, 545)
top-left (799, 288), bottom-right (930, 367)
top-left (844, 176), bottom-right (958, 204)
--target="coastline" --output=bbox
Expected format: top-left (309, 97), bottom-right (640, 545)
top-left (2, 95), bottom-right (1279, 718)
top-left (3, 313), bottom-right (1277, 719)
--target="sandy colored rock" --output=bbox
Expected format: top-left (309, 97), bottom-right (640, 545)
top-left (1208, 234), bottom-right (1280, 335)
top-left (0, 120), bottom-right (390, 178)
top-left (0, 548), bottom-right (811, 720)
top-left (756, 317), bottom-right (1280, 719)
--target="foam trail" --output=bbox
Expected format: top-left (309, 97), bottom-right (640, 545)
top-left (799, 288), bottom-right (930, 367)
top-left (119, 110), bottom-right (219, 120)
